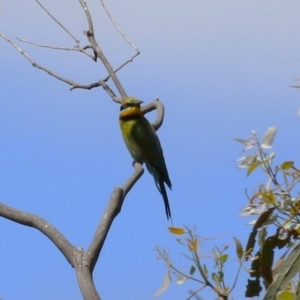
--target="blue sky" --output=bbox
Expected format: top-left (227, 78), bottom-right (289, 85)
top-left (1, 1), bottom-right (300, 299)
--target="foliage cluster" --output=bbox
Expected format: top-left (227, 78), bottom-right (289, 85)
top-left (156, 127), bottom-right (300, 300)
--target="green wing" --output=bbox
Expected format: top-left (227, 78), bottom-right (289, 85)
top-left (131, 116), bottom-right (172, 189)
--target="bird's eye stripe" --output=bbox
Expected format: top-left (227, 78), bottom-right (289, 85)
top-left (120, 103), bottom-right (140, 111)
top-left (120, 104), bottom-right (129, 111)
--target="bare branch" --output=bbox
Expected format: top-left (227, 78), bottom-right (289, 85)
top-left (0, 200), bottom-right (103, 299)
top-left (16, 37), bottom-right (95, 60)
top-left (100, 0), bottom-right (140, 81)
top-left (122, 162), bottom-right (144, 198)
top-left (1, 32), bottom-right (120, 100)
top-left (86, 187), bottom-right (123, 271)
top-left (102, 50), bottom-right (140, 83)
top-left (0, 202), bottom-right (77, 266)
top-left (36, 0), bottom-right (80, 45)
top-left (2, 0), bottom-right (138, 100)
top-left (78, 0), bottom-right (127, 98)
top-left (86, 163), bottom-right (144, 271)
top-left (71, 80), bottom-right (120, 103)
top-left (100, 0), bottom-right (139, 53)
top-left (142, 98), bottom-right (165, 131)
top-left (0, 32), bottom-right (80, 85)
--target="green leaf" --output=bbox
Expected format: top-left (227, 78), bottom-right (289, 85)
top-left (263, 244), bottom-right (300, 300)
top-left (277, 291), bottom-right (295, 300)
top-left (247, 162), bottom-right (261, 176)
top-left (281, 161), bottom-right (294, 170)
top-left (262, 126), bottom-right (278, 146)
top-left (220, 254), bottom-right (228, 263)
top-left (190, 265), bottom-right (196, 276)
top-left (218, 271), bottom-right (224, 280)
top-left (233, 237), bottom-right (244, 260)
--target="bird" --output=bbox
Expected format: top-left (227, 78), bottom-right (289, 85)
top-left (119, 97), bottom-right (172, 220)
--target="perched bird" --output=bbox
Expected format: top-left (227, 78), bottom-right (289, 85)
top-left (119, 97), bottom-right (172, 220)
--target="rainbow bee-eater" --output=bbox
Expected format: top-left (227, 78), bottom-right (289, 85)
top-left (119, 97), bottom-right (172, 220)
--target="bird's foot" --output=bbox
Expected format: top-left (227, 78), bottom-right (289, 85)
top-left (132, 160), bottom-right (143, 167)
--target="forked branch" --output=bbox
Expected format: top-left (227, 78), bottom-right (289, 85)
top-left (1, 0), bottom-right (140, 100)
top-left (0, 1), bottom-right (165, 299)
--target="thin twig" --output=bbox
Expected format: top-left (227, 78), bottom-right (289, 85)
top-left (0, 32), bottom-right (77, 85)
top-left (187, 287), bottom-right (206, 300)
top-left (229, 258), bottom-right (244, 293)
top-left (103, 50), bottom-right (140, 82)
top-left (100, 0), bottom-right (139, 53)
top-left (170, 264), bottom-right (205, 284)
top-left (72, 80), bottom-right (120, 103)
top-left (36, 0), bottom-right (80, 45)
top-left (1, 32), bottom-right (118, 98)
top-left (16, 37), bottom-right (94, 59)
top-left (100, 0), bottom-right (140, 81)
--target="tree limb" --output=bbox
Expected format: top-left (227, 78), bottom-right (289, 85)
top-left (86, 163), bottom-right (144, 271)
top-left (0, 202), bottom-right (77, 266)
top-left (74, 250), bottom-right (102, 300)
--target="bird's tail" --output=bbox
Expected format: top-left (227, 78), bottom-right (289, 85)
top-left (158, 178), bottom-right (172, 220)
top-left (146, 163), bottom-right (172, 221)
